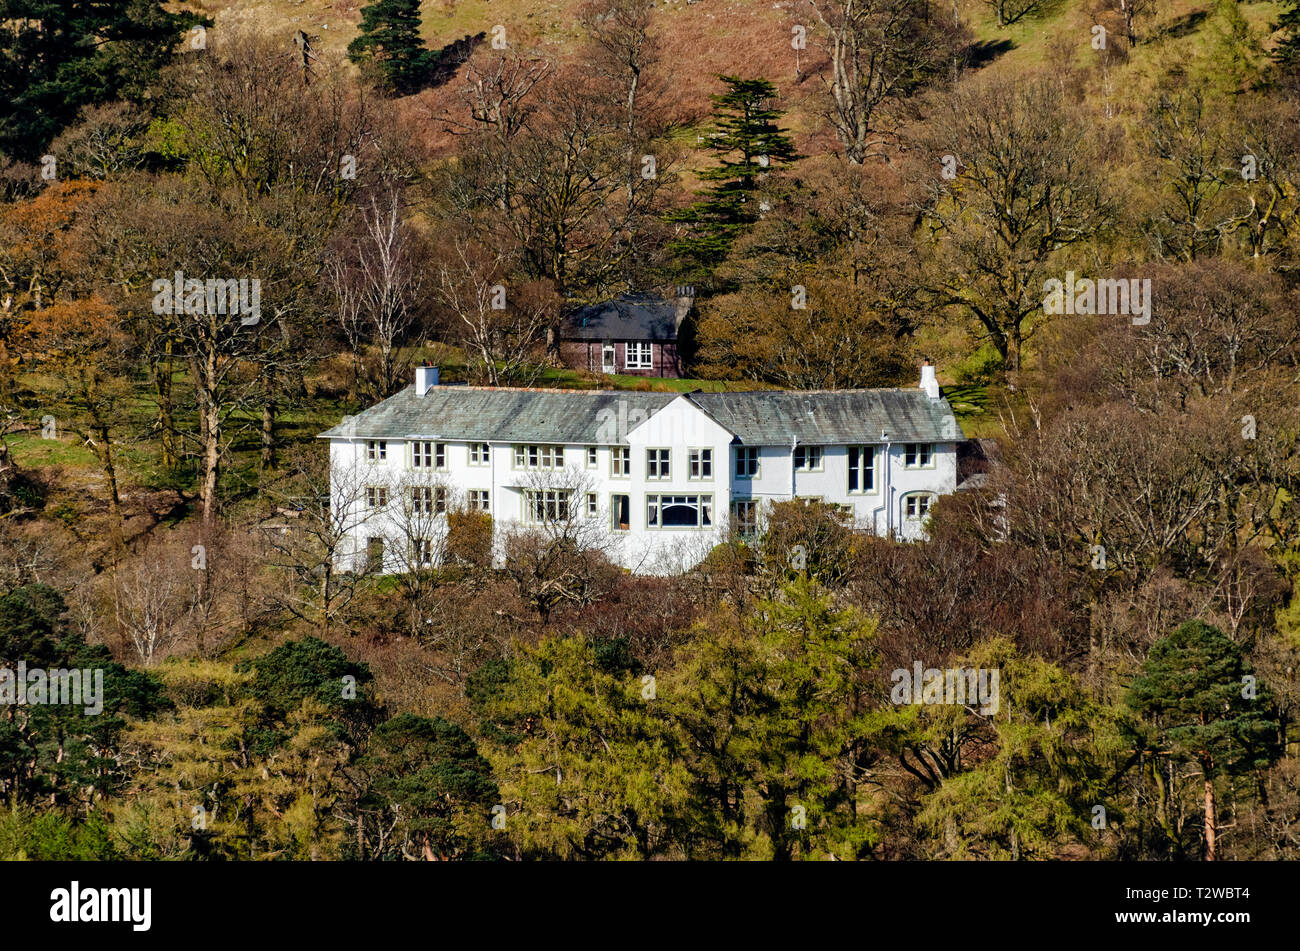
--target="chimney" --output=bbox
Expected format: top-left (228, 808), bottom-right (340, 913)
top-left (674, 285), bottom-right (695, 330)
top-left (415, 365), bottom-right (439, 396)
top-left (919, 359), bottom-right (940, 400)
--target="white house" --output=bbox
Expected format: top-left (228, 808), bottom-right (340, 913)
top-left (317, 363), bottom-right (964, 575)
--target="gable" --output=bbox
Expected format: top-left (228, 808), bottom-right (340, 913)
top-left (624, 395), bottom-right (735, 447)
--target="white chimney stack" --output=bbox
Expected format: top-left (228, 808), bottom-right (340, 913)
top-left (416, 365), bottom-right (439, 396)
top-left (674, 285), bottom-right (695, 329)
top-left (919, 359), bottom-right (940, 400)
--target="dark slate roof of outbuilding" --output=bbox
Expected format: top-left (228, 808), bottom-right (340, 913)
top-left (317, 386), bottom-right (678, 445)
top-left (686, 390), bottom-right (963, 444)
top-left (561, 293), bottom-right (680, 341)
top-left (319, 385), bottom-right (963, 446)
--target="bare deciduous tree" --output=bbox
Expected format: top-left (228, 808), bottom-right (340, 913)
top-left (913, 76), bottom-right (1113, 378)
top-left (501, 467), bottom-right (619, 623)
top-left (805, 0), bottom-right (964, 164)
top-left (984, 0), bottom-right (1042, 28)
top-left (116, 552), bottom-right (184, 667)
top-left (263, 449), bottom-right (379, 637)
top-left (329, 189), bottom-right (430, 403)
top-left (433, 235), bottom-right (556, 385)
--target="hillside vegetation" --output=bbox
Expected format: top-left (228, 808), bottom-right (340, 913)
top-left (0, 0), bottom-right (1298, 860)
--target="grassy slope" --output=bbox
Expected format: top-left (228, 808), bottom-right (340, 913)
top-left (180, 0), bottom-right (1286, 139)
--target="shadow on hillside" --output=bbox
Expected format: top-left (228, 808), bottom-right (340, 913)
top-left (963, 39), bottom-right (1016, 71)
top-left (425, 32), bottom-right (486, 90)
top-left (1158, 10), bottom-right (1210, 40)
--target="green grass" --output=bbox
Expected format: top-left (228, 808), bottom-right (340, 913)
top-left (4, 432), bottom-right (98, 468)
top-left (537, 367), bottom-right (771, 392)
top-left (955, 0), bottom-right (1287, 84)
top-left (943, 383), bottom-right (1003, 439)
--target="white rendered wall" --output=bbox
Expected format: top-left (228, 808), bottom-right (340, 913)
top-left (325, 400), bottom-right (959, 573)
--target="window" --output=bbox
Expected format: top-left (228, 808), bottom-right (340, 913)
top-left (410, 538), bottom-right (435, 567)
top-left (905, 494), bottom-right (934, 519)
top-left (647, 448), bottom-right (671, 480)
top-left (625, 342), bottom-right (653, 369)
top-left (611, 447), bottom-right (631, 478)
top-left (689, 448), bottom-right (713, 480)
top-left (586, 446), bottom-right (598, 468)
top-left (524, 489), bottom-right (570, 523)
top-left (647, 494), bottom-right (713, 529)
top-left (469, 442), bottom-right (490, 466)
top-left (366, 440), bottom-right (386, 462)
top-left (365, 537), bottom-right (385, 570)
top-left (847, 446), bottom-right (876, 493)
top-left (904, 443), bottom-right (934, 469)
top-left (411, 441), bottom-right (446, 470)
top-left (586, 493), bottom-right (598, 517)
top-left (793, 445), bottom-right (823, 471)
top-left (408, 486), bottom-right (446, 515)
top-left (602, 343), bottom-right (616, 373)
top-left (467, 489), bottom-right (491, 512)
top-left (735, 447), bottom-right (760, 478)
top-left (365, 486), bottom-right (388, 510)
top-left (610, 494), bottom-right (630, 531)
top-left (514, 444), bottom-right (563, 469)
top-left (732, 500), bottom-right (759, 535)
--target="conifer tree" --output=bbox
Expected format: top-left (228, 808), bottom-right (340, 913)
top-left (1273, 0), bottom-right (1300, 76)
top-left (347, 0), bottom-right (436, 96)
top-left (0, 0), bottom-right (204, 160)
top-left (668, 76), bottom-right (800, 286)
top-left (1127, 620), bottom-right (1282, 861)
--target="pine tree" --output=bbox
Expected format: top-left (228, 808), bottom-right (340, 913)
top-left (668, 76), bottom-right (800, 286)
top-left (0, 0), bottom-right (204, 160)
top-left (1126, 620), bottom-right (1282, 861)
top-left (909, 639), bottom-right (1117, 860)
top-left (346, 0), bottom-right (435, 96)
top-left (352, 714), bottom-right (501, 861)
top-left (1274, 0), bottom-right (1300, 76)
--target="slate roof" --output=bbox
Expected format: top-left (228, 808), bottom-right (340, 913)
top-left (687, 390), bottom-right (963, 444)
top-left (320, 385), bottom-right (963, 446)
top-left (561, 293), bottom-right (680, 342)
top-left (317, 386), bottom-right (678, 445)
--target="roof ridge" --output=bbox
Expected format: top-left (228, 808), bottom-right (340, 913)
top-left (415, 384), bottom-right (673, 395)
top-left (693, 387), bottom-right (926, 395)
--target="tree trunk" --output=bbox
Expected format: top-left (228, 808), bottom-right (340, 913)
top-left (1006, 765), bottom-right (1021, 860)
top-left (320, 568), bottom-right (331, 639)
top-left (261, 400), bottom-right (275, 472)
top-left (153, 341), bottom-right (178, 469)
top-left (91, 419), bottom-right (125, 555)
top-left (1203, 773), bottom-right (1217, 861)
top-left (201, 390), bottom-right (220, 526)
